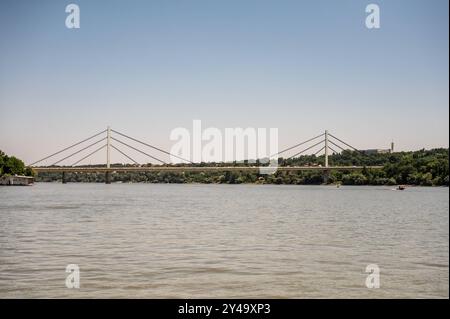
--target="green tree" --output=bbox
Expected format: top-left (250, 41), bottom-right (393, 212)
top-left (3, 156), bottom-right (25, 175)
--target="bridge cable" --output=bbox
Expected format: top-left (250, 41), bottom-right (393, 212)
top-left (328, 145), bottom-right (340, 154)
top-left (51, 137), bottom-right (107, 166)
top-left (313, 146), bottom-right (325, 156)
top-left (29, 129), bottom-right (106, 166)
top-left (328, 133), bottom-right (360, 152)
top-left (288, 139), bottom-right (325, 159)
top-left (328, 139), bottom-right (347, 152)
top-left (111, 129), bottom-right (193, 164)
top-left (110, 144), bottom-right (140, 165)
top-left (71, 144), bottom-right (107, 167)
top-left (111, 137), bottom-right (167, 165)
top-left (271, 133), bottom-right (324, 157)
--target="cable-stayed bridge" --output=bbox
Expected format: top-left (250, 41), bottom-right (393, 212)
top-left (29, 127), bottom-right (383, 183)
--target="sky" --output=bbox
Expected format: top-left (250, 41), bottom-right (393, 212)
top-left (0, 0), bottom-right (448, 165)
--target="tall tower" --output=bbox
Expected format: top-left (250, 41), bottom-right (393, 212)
top-left (324, 130), bottom-right (329, 168)
top-left (390, 140), bottom-right (394, 153)
top-left (107, 126), bottom-right (111, 169)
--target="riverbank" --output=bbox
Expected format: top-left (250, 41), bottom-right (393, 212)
top-left (34, 169), bottom-right (449, 187)
top-left (32, 179), bottom-right (449, 188)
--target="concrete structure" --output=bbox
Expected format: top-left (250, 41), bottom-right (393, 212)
top-left (0, 175), bottom-right (34, 186)
top-left (362, 149), bottom-right (392, 155)
top-left (362, 141), bottom-right (395, 155)
top-left (29, 127), bottom-right (384, 184)
top-left (33, 166), bottom-right (383, 185)
top-left (107, 125), bottom-right (111, 169)
top-left (324, 130), bottom-right (329, 168)
top-left (33, 165), bottom-right (383, 173)
top-left (105, 126), bottom-right (112, 184)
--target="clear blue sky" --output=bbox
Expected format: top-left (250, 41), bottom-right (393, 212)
top-left (0, 0), bottom-right (448, 164)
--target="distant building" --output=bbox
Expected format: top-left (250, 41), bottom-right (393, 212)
top-left (362, 149), bottom-right (391, 154)
top-left (362, 142), bottom-right (394, 155)
top-left (0, 175), bottom-right (34, 186)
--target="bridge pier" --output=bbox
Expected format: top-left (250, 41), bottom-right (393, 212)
top-left (62, 172), bottom-right (67, 184)
top-left (322, 169), bottom-right (330, 184)
top-left (105, 171), bottom-right (111, 184)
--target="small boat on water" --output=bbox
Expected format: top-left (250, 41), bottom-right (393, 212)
top-left (397, 185), bottom-right (406, 191)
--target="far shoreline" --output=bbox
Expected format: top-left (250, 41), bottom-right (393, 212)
top-left (30, 181), bottom-right (449, 188)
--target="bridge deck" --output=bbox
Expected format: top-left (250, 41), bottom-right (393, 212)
top-left (32, 166), bottom-right (383, 173)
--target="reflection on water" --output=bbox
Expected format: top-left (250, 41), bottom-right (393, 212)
top-left (0, 183), bottom-right (448, 298)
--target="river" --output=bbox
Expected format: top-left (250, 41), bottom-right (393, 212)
top-left (0, 183), bottom-right (448, 298)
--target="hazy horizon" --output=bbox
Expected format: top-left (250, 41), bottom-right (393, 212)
top-left (1, 0), bottom-right (448, 165)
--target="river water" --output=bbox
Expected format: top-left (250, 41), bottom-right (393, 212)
top-left (0, 183), bottom-right (448, 298)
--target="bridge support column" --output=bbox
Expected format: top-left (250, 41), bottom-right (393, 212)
top-left (325, 130), bottom-right (329, 168)
top-left (323, 169), bottom-right (330, 184)
top-left (105, 171), bottom-right (111, 184)
top-left (62, 172), bottom-right (67, 184)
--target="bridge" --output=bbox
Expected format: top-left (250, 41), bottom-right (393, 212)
top-left (29, 127), bottom-right (383, 183)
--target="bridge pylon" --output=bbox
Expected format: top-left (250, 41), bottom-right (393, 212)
top-left (107, 126), bottom-right (111, 169)
top-left (324, 130), bottom-right (329, 168)
top-left (106, 126), bottom-right (111, 184)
